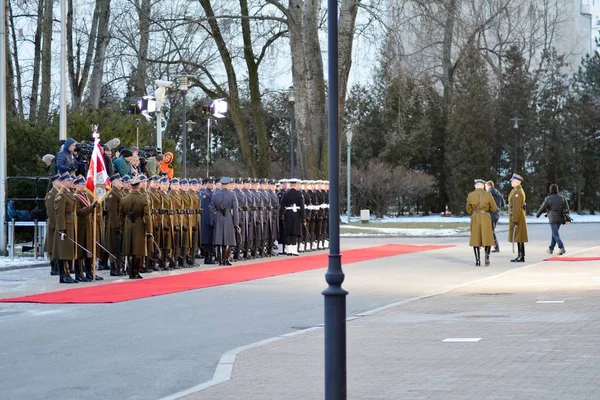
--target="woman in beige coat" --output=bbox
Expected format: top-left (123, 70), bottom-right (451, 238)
top-left (466, 179), bottom-right (497, 266)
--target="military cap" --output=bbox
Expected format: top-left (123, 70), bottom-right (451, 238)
top-left (270, 179), bottom-right (277, 185)
top-left (288, 178), bottom-right (301, 184)
top-left (220, 176), bottom-right (232, 184)
top-left (511, 173), bottom-right (523, 182)
top-left (159, 177), bottom-right (169, 184)
top-left (170, 178), bottom-right (180, 185)
top-left (278, 178), bottom-right (288, 184)
top-left (50, 174), bottom-right (61, 182)
top-left (129, 176), bottom-right (141, 186)
top-left (150, 175), bottom-right (159, 182)
top-left (189, 178), bottom-right (199, 185)
top-left (69, 174), bottom-right (77, 180)
top-left (474, 179), bottom-right (485, 185)
top-left (206, 177), bottom-right (215, 183)
top-left (121, 175), bottom-right (131, 183)
top-left (159, 171), bottom-right (168, 177)
top-left (252, 178), bottom-right (260, 184)
top-left (180, 179), bottom-right (189, 185)
top-left (138, 175), bottom-right (148, 182)
top-left (58, 173), bottom-right (72, 182)
top-left (109, 173), bottom-right (121, 182)
top-left (73, 175), bottom-right (86, 185)
top-left (261, 178), bottom-right (269, 184)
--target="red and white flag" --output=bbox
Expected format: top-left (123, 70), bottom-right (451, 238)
top-left (86, 140), bottom-right (111, 201)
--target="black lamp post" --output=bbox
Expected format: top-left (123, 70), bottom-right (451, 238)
top-left (176, 75), bottom-right (195, 178)
top-left (288, 86), bottom-right (295, 177)
top-left (511, 117), bottom-right (521, 173)
top-left (323, 0), bottom-right (347, 398)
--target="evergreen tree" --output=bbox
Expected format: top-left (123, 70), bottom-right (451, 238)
top-left (445, 42), bottom-right (494, 213)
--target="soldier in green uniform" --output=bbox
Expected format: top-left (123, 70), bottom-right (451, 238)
top-left (159, 177), bottom-right (175, 269)
top-left (53, 174), bottom-right (78, 283)
top-left (508, 173), bottom-right (528, 262)
top-left (45, 174), bottom-right (61, 275)
top-left (466, 179), bottom-right (497, 266)
top-left (104, 174), bottom-right (125, 276)
top-left (72, 176), bottom-right (100, 281)
top-left (119, 176), bottom-right (152, 279)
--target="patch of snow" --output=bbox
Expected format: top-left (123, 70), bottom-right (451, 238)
top-left (0, 256), bottom-right (48, 270)
top-left (341, 213), bottom-right (600, 224)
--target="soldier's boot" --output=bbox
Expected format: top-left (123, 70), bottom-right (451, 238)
top-left (222, 246), bottom-right (232, 266)
top-left (129, 256), bottom-right (143, 279)
top-left (85, 257), bottom-right (104, 281)
top-left (474, 247), bottom-right (481, 267)
top-left (50, 260), bottom-right (59, 276)
top-left (492, 234), bottom-right (499, 252)
top-left (203, 246), bottom-right (215, 265)
top-left (75, 259), bottom-right (91, 282)
top-left (511, 243), bottom-right (525, 262)
top-left (60, 261), bottom-right (77, 284)
top-left (484, 246), bottom-right (491, 266)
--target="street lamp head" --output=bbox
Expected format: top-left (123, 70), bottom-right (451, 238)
top-left (512, 117), bottom-right (520, 129)
top-left (155, 79), bottom-right (174, 89)
top-left (346, 130), bottom-right (353, 146)
top-left (187, 120), bottom-right (196, 132)
top-left (288, 86), bottom-right (295, 104)
top-left (211, 98), bottom-right (228, 119)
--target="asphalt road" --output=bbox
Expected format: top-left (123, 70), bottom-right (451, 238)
top-left (0, 223), bottom-right (596, 400)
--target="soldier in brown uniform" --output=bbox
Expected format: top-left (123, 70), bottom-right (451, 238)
top-left (508, 173), bottom-right (528, 262)
top-left (104, 174), bottom-right (125, 276)
top-left (119, 176), bottom-right (152, 279)
top-left (189, 179), bottom-right (202, 263)
top-left (466, 179), bottom-right (497, 266)
top-left (72, 176), bottom-right (100, 281)
top-left (158, 177), bottom-right (175, 269)
top-left (179, 179), bottom-right (194, 267)
top-left (147, 176), bottom-right (163, 271)
top-left (169, 178), bottom-right (185, 268)
top-left (53, 174), bottom-right (78, 283)
top-left (137, 175), bottom-right (154, 273)
top-left (45, 174), bottom-right (61, 275)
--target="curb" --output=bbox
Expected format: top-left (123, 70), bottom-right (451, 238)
top-left (0, 261), bottom-right (49, 272)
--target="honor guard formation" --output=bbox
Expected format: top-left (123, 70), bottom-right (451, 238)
top-left (45, 173), bottom-right (330, 283)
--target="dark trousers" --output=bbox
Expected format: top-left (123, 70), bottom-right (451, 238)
top-left (550, 223), bottom-right (564, 251)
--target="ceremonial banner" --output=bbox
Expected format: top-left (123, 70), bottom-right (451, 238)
top-left (85, 126), bottom-right (111, 203)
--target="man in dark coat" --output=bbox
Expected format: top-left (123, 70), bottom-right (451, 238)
top-left (276, 179), bottom-right (288, 254)
top-left (201, 177), bottom-right (216, 264)
top-left (45, 174), bottom-right (61, 275)
top-left (119, 176), bottom-right (152, 279)
top-left (279, 178), bottom-right (305, 256)
top-left (233, 178), bottom-right (247, 261)
top-left (536, 183), bottom-right (570, 255)
top-left (242, 178), bottom-right (256, 258)
top-left (210, 177), bottom-right (240, 265)
top-left (55, 138), bottom-right (79, 175)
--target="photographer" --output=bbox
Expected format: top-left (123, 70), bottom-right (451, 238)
top-left (102, 145), bottom-right (115, 177)
top-left (55, 137), bottom-right (78, 174)
top-left (536, 184), bottom-right (570, 255)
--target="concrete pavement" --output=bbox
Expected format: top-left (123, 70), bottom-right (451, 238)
top-left (177, 246), bottom-right (600, 400)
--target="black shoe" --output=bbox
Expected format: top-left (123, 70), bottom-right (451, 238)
top-left (511, 256), bottom-right (525, 263)
top-left (491, 248), bottom-right (499, 253)
top-left (110, 268), bottom-right (123, 276)
top-left (75, 274), bottom-right (91, 282)
top-left (60, 274), bottom-right (78, 284)
top-left (475, 260), bottom-right (480, 266)
top-left (86, 273), bottom-right (104, 281)
top-left (204, 259), bottom-right (215, 265)
top-left (485, 257), bottom-right (490, 266)
top-left (129, 273), bottom-right (143, 279)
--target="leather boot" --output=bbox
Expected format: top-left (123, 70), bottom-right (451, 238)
top-left (60, 261), bottom-right (77, 284)
top-left (130, 256), bottom-right (144, 279)
top-left (50, 260), bottom-right (59, 276)
top-left (75, 259), bottom-right (91, 282)
top-left (511, 243), bottom-right (525, 262)
top-left (484, 246), bottom-right (491, 266)
top-left (492, 237), bottom-right (499, 252)
top-left (222, 246), bottom-right (232, 266)
top-left (85, 257), bottom-right (104, 281)
top-left (473, 247), bottom-right (480, 266)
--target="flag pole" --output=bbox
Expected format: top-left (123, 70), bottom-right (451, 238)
top-left (92, 126), bottom-right (99, 281)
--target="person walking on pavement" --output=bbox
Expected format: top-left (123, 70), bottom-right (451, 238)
top-left (535, 183), bottom-right (571, 255)
top-left (508, 173), bottom-right (528, 262)
top-left (466, 179), bottom-right (497, 266)
top-left (210, 177), bottom-right (240, 266)
top-left (485, 180), bottom-right (505, 252)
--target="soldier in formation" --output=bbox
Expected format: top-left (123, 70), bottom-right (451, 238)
top-left (45, 168), bottom-right (330, 281)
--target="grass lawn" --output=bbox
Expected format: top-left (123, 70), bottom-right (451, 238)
top-left (340, 227), bottom-right (385, 235)
top-left (346, 222), bottom-right (469, 230)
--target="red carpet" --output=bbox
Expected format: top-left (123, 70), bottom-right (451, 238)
top-left (0, 244), bottom-right (452, 304)
top-left (545, 257), bottom-right (600, 262)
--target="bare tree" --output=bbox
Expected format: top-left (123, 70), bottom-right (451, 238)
top-left (89, 0), bottom-right (112, 109)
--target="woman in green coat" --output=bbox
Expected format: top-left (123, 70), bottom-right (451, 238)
top-left (466, 179), bottom-right (497, 266)
top-left (508, 174), bottom-right (528, 262)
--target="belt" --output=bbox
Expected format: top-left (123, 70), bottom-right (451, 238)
top-left (473, 210), bottom-right (488, 214)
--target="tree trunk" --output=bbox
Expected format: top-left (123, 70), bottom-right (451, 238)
top-left (29, 0), bottom-right (44, 122)
top-left (68, 0), bottom-right (99, 110)
top-left (7, 0), bottom-right (22, 116)
top-left (130, 0), bottom-right (150, 96)
top-left (441, 0), bottom-right (457, 110)
top-left (200, 0), bottom-right (257, 176)
top-left (239, 0), bottom-right (270, 177)
top-left (4, 1), bottom-right (16, 115)
top-left (89, 0), bottom-right (111, 109)
top-left (38, 0), bottom-right (54, 123)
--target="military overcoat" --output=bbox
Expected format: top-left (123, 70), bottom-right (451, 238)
top-left (508, 185), bottom-right (529, 243)
top-left (210, 188), bottom-right (239, 246)
top-left (465, 188), bottom-right (497, 247)
top-left (53, 190), bottom-right (77, 260)
top-left (119, 190), bottom-right (151, 256)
